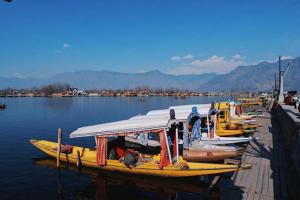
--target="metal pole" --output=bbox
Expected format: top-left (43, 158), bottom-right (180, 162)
top-left (278, 56), bottom-right (285, 102)
top-left (175, 127), bottom-right (179, 163)
top-left (207, 115), bottom-right (210, 136)
top-left (278, 56), bottom-right (281, 100)
top-left (274, 73), bottom-right (277, 92)
top-left (213, 115), bottom-right (217, 137)
top-left (164, 129), bottom-right (172, 164)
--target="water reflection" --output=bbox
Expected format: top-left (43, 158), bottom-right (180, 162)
top-left (33, 157), bottom-right (219, 200)
top-left (0, 103), bottom-right (6, 110)
top-left (42, 97), bottom-right (75, 111)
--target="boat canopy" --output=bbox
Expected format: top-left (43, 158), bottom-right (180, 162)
top-left (70, 116), bottom-right (170, 138)
top-left (69, 104), bottom-right (210, 138)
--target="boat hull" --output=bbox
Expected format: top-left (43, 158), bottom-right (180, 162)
top-left (183, 149), bottom-right (239, 162)
top-left (199, 136), bottom-right (252, 145)
top-left (30, 139), bottom-right (238, 177)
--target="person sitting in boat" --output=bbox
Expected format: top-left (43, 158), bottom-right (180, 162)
top-left (108, 136), bottom-right (140, 167)
top-left (119, 148), bottom-right (139, 168)
top-left (108, 136), bottom-right (126, 159)
top-left (167, 109), bottom-right (177, 158)
top-left (208, 102), bottom-right (218, 116)
top-left (187, 106), bottom-right (201, 141)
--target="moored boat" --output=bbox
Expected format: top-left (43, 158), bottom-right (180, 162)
top-left (183, 142), bottom-right (242, 162)
top-left (30, 139), bottom-right (238, 177)
top-left (31, 113), bottom-right (239, 177)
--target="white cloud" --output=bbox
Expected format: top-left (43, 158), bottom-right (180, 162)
top-left (252, 55), bottom-right (293, 65)
top-left (183, 54), bottom-right (194, 60)
top-left (231, 54), bottom-right (245, 61)
top-left (170, 56), bottom-right (181, 61)
top-left (170, 54), bottom-right (194, 61)
top-left (13, 72), bottom-right (27, 79)
top-left (170, 54), bottom-right (246, 75)
top-left (63, 43), bottom-right (71, 48)
top-left (281, 55), bottom-right (292, 60)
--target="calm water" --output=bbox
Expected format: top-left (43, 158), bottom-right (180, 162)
top-left (0, 96), bottom-right (232, 200)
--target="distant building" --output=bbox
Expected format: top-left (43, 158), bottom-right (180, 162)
top-left (89, 93), bottom-right (99, 96)
top-left (67, 88), bottom-right (78, 96)
top-left (77, 90), bottom-right (88, 96)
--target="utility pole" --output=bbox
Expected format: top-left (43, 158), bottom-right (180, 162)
top-left (278, 56), bottom-right (281, 93)
top-left (274, 72), bottom-right (277, 98)
top-left (278, 56), bottom-right (285, 102)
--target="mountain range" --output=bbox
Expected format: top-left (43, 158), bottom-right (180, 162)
top-left (1, 57), bottom-right (299, 92)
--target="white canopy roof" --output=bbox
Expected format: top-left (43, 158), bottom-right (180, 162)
top-left (69, 103), bottom-right (210, 138)
top-left (70, 116), bottom-right (170, 138)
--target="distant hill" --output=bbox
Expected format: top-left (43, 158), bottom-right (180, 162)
top-left (0, 70), bottom-right (217, 90)
top-left (1, 57), bottom-right (299, 91)
top-left (50, 70), bottom-right (217, 90)
top-left (201, 57), bottom-right (300, 92)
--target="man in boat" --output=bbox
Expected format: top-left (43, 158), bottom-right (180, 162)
top-left (229, 101), bottom-right (237, 118)
top-left (108, 136), bottom-right (140, 167)
top-left (186, 106), bottom-right (201, 148)
top-left (208, 102), bottom-right (218, 137)
top-left (208, 102), bottom-right (218, 116)
top-left (167, 109), bottom-right (178, 158)
top-left (108, 136), bottom-right (126, 159)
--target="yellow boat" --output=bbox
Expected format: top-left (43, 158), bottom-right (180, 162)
top-left (34, 157), bottom-right (220, 198)
top-left (236, 98), bottom-right (262, 106)
top-left (213, 109), bottom-right (244, 136)
top-left (216, 102), bottom-right (258, 131)
top-left (30, 139), bottom-right (238, 177)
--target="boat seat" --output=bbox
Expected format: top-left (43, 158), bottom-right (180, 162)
top-left (53, 144), bottom-right (74, 154)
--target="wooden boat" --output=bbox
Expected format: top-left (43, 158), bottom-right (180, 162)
top-left (34, 157), bottom-right (219, 198)
top-left (31, 114), bottom-right (238, 178)
top-left (184, 142), bottom-right (242, 162)
top-left (183, 149), bottom-right (239, 162)
top-left (236, 98), bottom-right (264, 106)
top-left (199, 135), bottom-right (254, 145)
top-left (134, 105), bottom-right (249, 138)
top-left (31, 140), bottom-right (238, 177)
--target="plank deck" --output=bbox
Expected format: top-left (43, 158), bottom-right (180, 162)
top-left (220, 110), bottom-right (300, 200)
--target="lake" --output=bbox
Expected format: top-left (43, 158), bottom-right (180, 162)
top-left (0, 96), bottom-right (233, 200)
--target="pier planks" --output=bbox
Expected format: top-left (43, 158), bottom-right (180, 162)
top-left (221, 111), bottom-right (300, 200)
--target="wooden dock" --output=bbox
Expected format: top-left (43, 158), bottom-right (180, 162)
top-left (219, 111), bottom-right (300, 200)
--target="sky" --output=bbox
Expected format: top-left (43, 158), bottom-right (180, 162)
top-left (0, 0), bottom-right (300, 78)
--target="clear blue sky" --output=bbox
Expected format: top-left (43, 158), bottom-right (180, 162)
top-left (1, 0), bottom-right (300, 78)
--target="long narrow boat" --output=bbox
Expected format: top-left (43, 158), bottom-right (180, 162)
top-left (31, 115), bottom-right (238, 177)
top-left (197, 135), bottom-right (254, 145)
top-left (30, 140), bottom-right (237, 177)
top-left (183, 142), bottom-right (242, 162)
top-left (132, 105), bottom-right (254, 143)
top-left (34, 158), bottom-right (219, 197)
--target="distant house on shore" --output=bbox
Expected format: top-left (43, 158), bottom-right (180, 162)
top-left (66, 88), bottom-right (87, 96)
top-left (124, 91), bottom-right (137, 97)
top-left (88, 93), bottom-right (99, 96)
top-left (67, 88), bottom-right (78, 96)
top-left (77, 90), bottom-right (88, 96)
